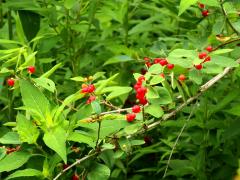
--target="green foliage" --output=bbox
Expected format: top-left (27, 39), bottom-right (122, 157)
top-left (0, 0), bottom-right (240, 179)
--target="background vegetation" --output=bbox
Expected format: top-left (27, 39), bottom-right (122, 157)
top-left (0, 0), bottom-right (240, 179)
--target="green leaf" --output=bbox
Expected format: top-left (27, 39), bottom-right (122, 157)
top-left (210, 49), bottom-right (233, 55)
top-left (148, 64), bottom-right (163, 74)
top-left (19, 79), bottom-right (50, 120)
top-left (64, 0), bottom-right (76, 9)
top-left (70, 76), bottom-right (85, 82)
top-left (146, 86), bottom-right (159, 99)
top-left (148, 87), bottom-right (172, 105)
top-left (67, 131), bottom-right (95, 147)
top-left (211, 55), bottom-right (239, 67)
top-left (104, 55), bottom-right (133, 66)
top-left (91, 100), bottom-right (102, 114)
top-left (225, 105), bottom-right (240, 116)
top-left (0, 132), bottom-right (20, 144)
top-left (33, 77), bottom-right (56, 93)
top-left (5, 169), bottom-right (43, 180)
top-left (0, 147), bottom-right (6, 161)
top-left (0, 151), bottom-right (31, 172)
top-left (87, 163), bottom-right (111, 180)
top-left (16, 113), bottom-right (39, 144)
top-left (189, 69), bottom-right (203, 85)
top-left (41, 63), bottom-right (62, 78)
top-left (145, 104), bottom-right (164, 118)
top-left (150, 75), bottom-right (164, 85)
top-left (102, 86), bottom-right (132, 101)
top-left (168, 49), bottom-right (196, 68)
top-left (43, 127), bottom-right (67, 163)
top-left (178, 0), bottom-right (198, 16)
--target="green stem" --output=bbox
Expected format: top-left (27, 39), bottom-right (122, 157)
top-left (95, 121), bottom-right (101, 149)
top-left (0, 0), bottom-right (3, 27)
top-left (8, 9), bottom-right (13, 40)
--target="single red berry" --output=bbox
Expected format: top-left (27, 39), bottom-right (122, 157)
top-left (205, 46), bottom-right (213, 52)
top-left (153, 58), bottom-right (161, 64)
top-left (138, 76), bottom-right (145, 83)
top-left (141, 68), bottom-right (147, 75)
top-left (81, 87), bottom-right (89, 93)
top-left (202, 10), bottom-right (209, 17)
top-left (7, 78), bottom-right (15, 87)
top-left (136, 93), bottom-right (143, 100)
top-left (198, 52), bottom-right (207, 59)
top-left (134, 83), bottom-right (142, 91)
top-left (132, 105), bottom-right (141, 113)
top-left (144, 57), bottom-right (150, 61)
top-left (72, 173), bottom-right (79, 180)
top-left (167, 64), bottom-right (174, 70)
top-left (137, 87), bottom-right (147, 95)
top-left (87, 84), bottom-right (95, 93)
top-left (63, 164), bottom-right (69, 170)
top-left (159, 59), bottom-right (168, 66)
top-left (160, 73), bottom-right (165, 78)
top-left (145, 62), bottom-right (152, 67)
top-left (195, 64), bottom-right (203, 70)
top-left (27, 66), bottom-right (36, 74)
top-left (204, 56), bottom-right (211, 62)
top-left (126, 113), bottom-right (136, 122)
top-left (86, 95), bottom-right (96, 104)
top-left (198, 3), bottom-right (205, 9)
top-left (139, 97), bottom-right (148, 105)
top-left (178, 74), bottom-right (186, 81)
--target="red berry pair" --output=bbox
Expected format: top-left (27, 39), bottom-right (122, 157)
top-left (86, 95), bottom-right (96, 104)
top-left (126, 105), bottom-right (141, 122)
top-left (81, 84), bottom-right (95, 93)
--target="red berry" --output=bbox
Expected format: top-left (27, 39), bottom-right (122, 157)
top-left (160, 73), bottom-right (165, 78)
top-left (27, 66), bottom-right (35, 74)
top-left (139, 97), bottom-right (148, 105)
top-left (204, 56), bottom-right (211, 62)
top-left (195, 64), bottom-right (203, 70)
top-left (145, 62), bottom-right (152, 67)
top-left (205, 46), bottom-right (213, 52)
top-left (63, 164), bottom-right (69, 170)
top-left (87, 84), bottom-right (95, 93)
top-left (141, 68), bottom-right (147, 75)
top-left (198, 52), bottom-right (207, 59)
top-left (153, 58), bottom-right (161, 64)
top-left (167, 63), bottom-right (174, 70)
top-left (81, 87), bottom-right (89, 93)
top-left (132, 105), bottom-right (141, 113)
top-left (86, 95), bottom-right (96, 104)
top-left (159, 59), bottom-right (168, 66)
top-left (134, 83), bottom-right (141, 91)
top-left (126, 113), bottom-right (136, 122)
top-left (7, 78), bottom-right (15, 87)
top-left (137, 87), bottom-right (147, 95)
top-left (144, 57), bottom-right (150, 61)
top-left (202, 10), bottom-right (209, 17)
top-left (138, 76), bottom-right (145, 83)
top-left (178, 74), bottom-right (186, 81)
top-left (198, 3), bottom-right (205, 9)
top-left (72, 174), bottom-right (79, 180)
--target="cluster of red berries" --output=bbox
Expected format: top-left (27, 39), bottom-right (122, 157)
top-left (198, 3), bottom-right (209, 17)
top-left (81, 84), bottom-right (96, 104)
top-left (126, 105), bottom-right (141, 122)
top-left (7, 66), bottom-right (36, 87)
top-left (134, 76), bottom-right (148, 105)
top-left (195, 45), bottom-right (213, 70)
top-left (144, 57), bottom-right (174, 70)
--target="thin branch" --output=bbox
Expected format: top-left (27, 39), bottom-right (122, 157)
top-left (212, 38), bottom-right (240, 51)
top-left (163, 102), bottom-right (196, 178)
top-left (53, 152), bottom-right (98, 180)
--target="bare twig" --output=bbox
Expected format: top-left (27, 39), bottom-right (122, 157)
top-left (53, 152), bottom-right (98, 180)
top-left (163, 102), bottom-right (197, 178)
top-left (212, 38), bottom-right (240, 51)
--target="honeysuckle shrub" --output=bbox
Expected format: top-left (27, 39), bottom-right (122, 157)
top-left (0, 0), bottom-right (240, 179)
